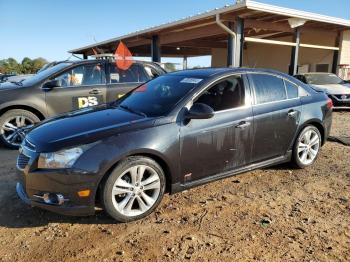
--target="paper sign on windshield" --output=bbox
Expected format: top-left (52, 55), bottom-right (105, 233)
top-left (180, 78), bottom-right (203, 84)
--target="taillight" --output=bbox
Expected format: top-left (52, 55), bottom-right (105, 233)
top-left (327, 98), bottom-right (333, 109)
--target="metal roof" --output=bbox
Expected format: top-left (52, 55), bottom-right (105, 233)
top-left (69, 0), bottom-right (350, 54)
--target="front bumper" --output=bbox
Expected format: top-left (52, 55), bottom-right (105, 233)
top-left (16, 182), bottom-right (95, 216)
top-left (16, 144), bottom-right (97, 217)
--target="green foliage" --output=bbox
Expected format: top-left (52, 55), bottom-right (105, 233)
top-left (0, 57), bottom-right (48, 74)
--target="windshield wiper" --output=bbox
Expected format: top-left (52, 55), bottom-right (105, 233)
top-left (10, 81), bottom-right (23, 86)
top-left (118, 105), bottom-right (147, 117)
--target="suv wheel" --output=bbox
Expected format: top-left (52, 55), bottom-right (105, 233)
top-left (292, 125), bottom-right (321, 168)
top-left (102, 156), bottom-right (166, 222)
top-left (0, 109), bottom-right (40, 149)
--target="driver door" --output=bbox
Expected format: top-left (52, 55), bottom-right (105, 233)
top-left (180, 75), bottom-right (253, 183)
top-left (45, 63), bottom-right (107, 116)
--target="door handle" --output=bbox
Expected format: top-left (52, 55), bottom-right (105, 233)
top-left (288, 110), bottom-right (298, 117)
top-left (89, 89), bottom-right (101, 95)
top-left (235, 121), bottom-right (251, 129)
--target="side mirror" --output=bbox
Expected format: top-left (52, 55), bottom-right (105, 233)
top-left (186, 103), bottom-right (215, 120)
top-left (43, 79), bottom-right (61, 90)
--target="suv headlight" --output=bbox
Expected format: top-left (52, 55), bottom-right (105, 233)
top-left (37, 144), bottom-right (95, 169)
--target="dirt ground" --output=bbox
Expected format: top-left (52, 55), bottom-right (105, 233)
top-left (0, 111), bottom-right (349, 262)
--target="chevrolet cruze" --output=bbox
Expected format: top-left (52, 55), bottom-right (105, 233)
top-left (16, 68), bottom-right (333, 222)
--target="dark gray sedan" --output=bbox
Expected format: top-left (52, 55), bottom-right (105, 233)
top-left (16, 68), bottom-right (332, 222)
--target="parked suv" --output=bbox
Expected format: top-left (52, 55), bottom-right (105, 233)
top-left (0, 60), bottom-right (166, 148)
top-left (16, 68), bottom-right (332, 222)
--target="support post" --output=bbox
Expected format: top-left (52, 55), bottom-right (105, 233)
top-left (332, 34), bottom-right (340, 74)
top-left (235, 17), bottom-right (244, 67)
top-left (83, 54), bottom-right (88, 59)
top-left (183, 56), bottom-right (188, 70)
top-left (227, 22), bottom-right (235, 67)
top-left (289, 27), bottom-right (301, 75)
top-left (151, 35), bottom-right (161, 63)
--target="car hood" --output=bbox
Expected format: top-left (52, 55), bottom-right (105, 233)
top-left (312, 83), bottom-right (350, 95)
top-left (26, 105), bottom-right (159, 152)
top-left (0, 82), bottom-right (22, 90)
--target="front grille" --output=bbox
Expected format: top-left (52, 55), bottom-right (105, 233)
top-left (17, 153), bottom-right (30, 170)
top-left (334, 94), bottom-right (350, 100)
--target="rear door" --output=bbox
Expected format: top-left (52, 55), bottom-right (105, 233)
top-left (45, 62), bottom-right (107, 116)
top-left (106, 62), bottom-right (150, 102)
top-left (248, 73), bottom-right (301, 163)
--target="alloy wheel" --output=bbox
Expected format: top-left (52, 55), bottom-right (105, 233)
top-left (1, 116), bottom-right (34, 147)
top-left (297, 129), bottom-right (320, 166)
top-left (111, 165), bottom-right (161, 217)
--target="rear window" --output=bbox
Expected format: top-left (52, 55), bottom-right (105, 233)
top-left (250, 74), bottom-right (287, 104)
top-left (118, 75), bottom-right (203, 117)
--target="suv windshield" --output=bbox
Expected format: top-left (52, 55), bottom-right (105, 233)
top-left (117, 75), bottom-right (204, 117)
top-left (305, 74), bottom-right (345, 85)
top-left (22, 62), bottom-right (72, 85)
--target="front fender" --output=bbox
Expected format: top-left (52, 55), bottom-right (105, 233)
top-left (73, 122), bottom-right (180, 192)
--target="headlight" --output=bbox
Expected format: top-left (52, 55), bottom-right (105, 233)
top-left (38, 144), bottom-right (94, 169)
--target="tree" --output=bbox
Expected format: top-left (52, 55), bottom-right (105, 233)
top-left (21, 57), bottom-right (33, 74)
top-left (32, 58), bottom-right (48, 72)
top-left (4, 58), bottom-right (19, 73)
top-left (0, 57), bottom-right (48, 74)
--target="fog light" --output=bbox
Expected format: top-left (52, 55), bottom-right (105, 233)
top-left (78, 190), bottom-right (90, 197)
top-left (41, 193), bottom-right (65, 205)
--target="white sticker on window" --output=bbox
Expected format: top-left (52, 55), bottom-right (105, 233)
top-left (180, 78), bottom-right (203, 84)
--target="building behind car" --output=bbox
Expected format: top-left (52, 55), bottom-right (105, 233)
top-left (70, 0), bottom-right (350, 79)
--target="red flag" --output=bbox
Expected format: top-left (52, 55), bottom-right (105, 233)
top-left (114, 42), bottom-right (133, 70)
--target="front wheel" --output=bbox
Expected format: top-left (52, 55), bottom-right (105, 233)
top-left (102, 156), bottom-right (166, 222)
top-left (292, 125), bottom-right (321, 168)
top-left (0, 109), bottom-right (40, 149)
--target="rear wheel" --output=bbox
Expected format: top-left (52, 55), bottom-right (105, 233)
top-left (0, 109), bottom-right (40, 149)
top-left (292, 125), bottom-right (321, 168)
top-left (102, 156), bottom-right (166, 222)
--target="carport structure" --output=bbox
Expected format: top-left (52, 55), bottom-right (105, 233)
top-left (69, 0), bottom-right (350, 76)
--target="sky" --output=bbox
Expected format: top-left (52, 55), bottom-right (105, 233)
top-left (1, 0), bottom-right (350, 68)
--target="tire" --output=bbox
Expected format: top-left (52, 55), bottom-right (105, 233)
top-left (292, 125), bottom-right (322, 169)
top-left (0, 109), bottom-right (40, 149)
top-left (102, 156), bottom-right (166, 223)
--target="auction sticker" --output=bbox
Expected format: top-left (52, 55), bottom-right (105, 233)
top-left (180, 78), bottom-right (203, 84)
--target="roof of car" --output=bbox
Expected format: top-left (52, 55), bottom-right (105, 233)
top-left (70, 59), bottom-right (159, 65)
top-left (297, 72), bottom-right (336, 76)
top-left (168, 67), bottom-right (292, 79)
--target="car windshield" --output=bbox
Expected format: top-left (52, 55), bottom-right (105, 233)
top-left (305, 74), bottom-right (345, 85)
top-left (21, 62), bottom-right (72, 85)
top-left (117, 75), bottom-right (204, 117)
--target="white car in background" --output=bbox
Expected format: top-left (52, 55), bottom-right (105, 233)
top-left (295, 72), bottom-right (350, 109)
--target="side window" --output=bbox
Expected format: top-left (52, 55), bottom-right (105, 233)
top-left (144, 65), bottom-right (161, 79)
top-left (109, 63), bottom-right (149, 84)
top-left (54, 64), bottom-right (105, 87)
top-left (196, 76), bottom-right (245, 112)
top-left (251, 74), bottom-right (286, 104)
top-left (284, 80), bottom-right (299, 99)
